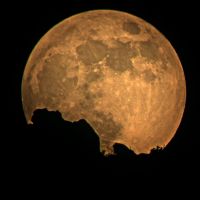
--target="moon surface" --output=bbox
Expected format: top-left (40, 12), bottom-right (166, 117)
top-left (22, 10), bottom-right (186, 154)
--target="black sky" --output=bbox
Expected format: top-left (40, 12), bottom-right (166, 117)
top-left (8, 0), bottom-right (199, 193)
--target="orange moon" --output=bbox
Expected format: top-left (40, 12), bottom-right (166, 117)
top-left (22, 10), bottom-right (186, 154)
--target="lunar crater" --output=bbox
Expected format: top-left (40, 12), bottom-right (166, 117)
top-left (123, 20), bottom-right (141, 35)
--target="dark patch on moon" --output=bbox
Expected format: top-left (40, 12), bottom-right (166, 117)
top-left (84, 90), bottom-right (102, 102)
top-left (86, 69), bottom-right (103, 82)
top-left (89, 28), bottom-right (98, 35)
top-left (78, 82), bottom-right (102, 110)
top-left (76, 40), bottom-right (108, 65)
top-left (37, 54), bottom-right (78, 107)
top-left (80, 82), bottom-right (90, 91)
top-left (107, 41), bottom-right (137, 72)
top-left (159, 62), bottom-right (168, 71)
top-left (92, 111), bottom-right (123, 142)
top-left (79, 99), bottom-right (92, 110)
top-left (129, 66), bottom-right (140, 79)
top-left (64, 25), bottom-right (77, 38)
top-left (139, 41), bottom-right (159, 60)
top-left (142, 69), bottom-right (157, 83)
top-left (123, 21), bottom-right (140, 35)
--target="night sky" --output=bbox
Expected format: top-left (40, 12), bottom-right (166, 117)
top-left (9, 0), bottom-right (199, 194)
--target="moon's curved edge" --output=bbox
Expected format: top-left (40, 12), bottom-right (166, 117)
top-left (21, 9), bottom-right (187, 155)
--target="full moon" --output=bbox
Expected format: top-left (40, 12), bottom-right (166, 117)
top-left (22, 10), bottom-right (186, 154)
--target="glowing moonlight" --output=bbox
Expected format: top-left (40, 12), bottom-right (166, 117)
top-left (22, 10), bottom-right (186, 154)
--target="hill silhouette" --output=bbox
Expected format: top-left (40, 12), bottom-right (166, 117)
top-left (12, 108), bottom-right (198, 185)
top-left (31, 109), bottom-right (100, 157)
top-left (25, 109), bottom-right (168, 175)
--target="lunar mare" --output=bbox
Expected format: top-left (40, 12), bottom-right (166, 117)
top-left (22, 10), bottom-right (186, 154)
